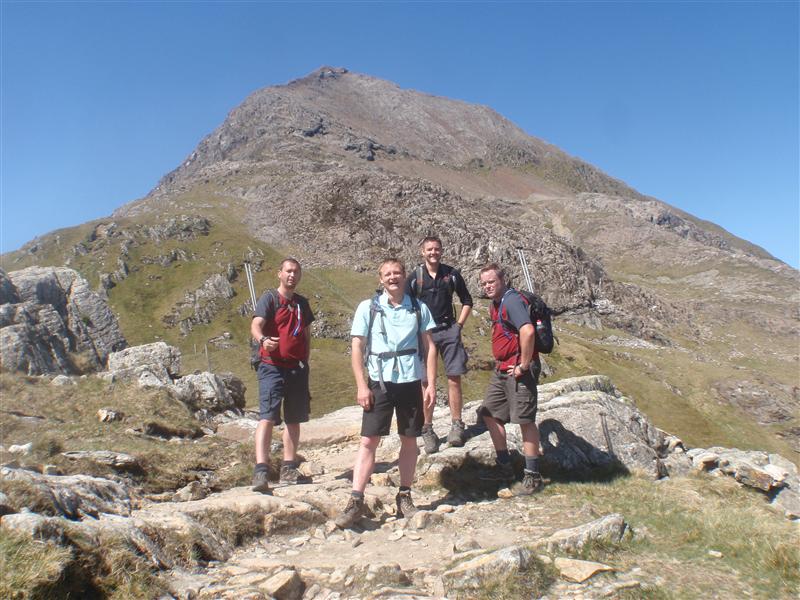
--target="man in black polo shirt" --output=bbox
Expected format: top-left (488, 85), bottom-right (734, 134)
top-left (405, 236), bottom-right (473, 453)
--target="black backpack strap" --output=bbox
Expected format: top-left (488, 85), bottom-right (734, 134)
top-left (410, 295), bottom-right (423, 354)
top-left (414, 264), bottom-right (425, 299)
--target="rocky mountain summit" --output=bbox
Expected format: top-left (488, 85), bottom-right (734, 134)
top-left (107, 66), bottom-right (799, 449)
top-left (1, 361), bottom-right (797, 598)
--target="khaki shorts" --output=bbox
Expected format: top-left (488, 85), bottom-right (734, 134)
top-left (477, 361), bottom-right (540, 425)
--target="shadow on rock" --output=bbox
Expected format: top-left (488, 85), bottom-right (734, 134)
top-left (539, 418), bottom-right (630, 483)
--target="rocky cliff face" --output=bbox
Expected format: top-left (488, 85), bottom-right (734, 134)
top-left (0, 267), bottom-right (127, 374)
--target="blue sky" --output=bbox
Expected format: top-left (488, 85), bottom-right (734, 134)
top-left (2, 1), bottom-right (798, 267)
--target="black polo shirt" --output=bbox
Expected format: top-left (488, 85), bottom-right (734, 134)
top-left (404, 263), bottom-right (473, 326)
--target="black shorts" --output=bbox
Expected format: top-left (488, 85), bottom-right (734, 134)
top-left (478, 361), bottom-right (541, 425)
top-left (361, 379), bottom-right (424, 438)
top-left (257, 362), bottom-right (310, 425)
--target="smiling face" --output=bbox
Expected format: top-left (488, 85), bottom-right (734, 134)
top-left (421, 239), bottom-right (443, 268)
top-left (379, 259), bottom-right (406, 294)
top-left (479, 267), bottom-right (505, 301)
top-left (278, 259), bottom-right (302, 291)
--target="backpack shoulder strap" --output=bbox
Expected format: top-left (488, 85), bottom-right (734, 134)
top-left (414, 264), bottom-right (425, 298)
top-left (364, 292), bottom-right (383, 366)
top-left (496, 288), bottom-right (523, 338)
top-left (262, 289), bottom-right (279, 321)
top-left (409, 294), bottom-right (423, 353)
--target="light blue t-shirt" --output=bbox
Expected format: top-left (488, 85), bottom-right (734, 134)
top-left (351, 292), bottom-right (435, 384)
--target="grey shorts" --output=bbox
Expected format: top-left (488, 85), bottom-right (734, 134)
top-left (478, 361), bottom-right (541, 425)
top-left (361, 379), bottom-right (424, 438)
top-left (423, 323), bottom-right (468, 379)
top-left (257, 362), bottom-right (310, 425)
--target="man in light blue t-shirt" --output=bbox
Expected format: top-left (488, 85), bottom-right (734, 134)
top-left (335, 258), bottom-right (437, 529)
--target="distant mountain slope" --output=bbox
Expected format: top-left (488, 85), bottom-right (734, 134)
top-left (5, 66), bottom-right (797, 458)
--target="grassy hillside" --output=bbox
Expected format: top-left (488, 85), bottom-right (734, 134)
top-left (2, 191), bottom-right (797, 461)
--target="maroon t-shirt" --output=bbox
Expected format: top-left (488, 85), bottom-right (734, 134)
top-left (254, 290), bottom-right (314, 368)
top-left (490, 289), bottom-right (534, 370)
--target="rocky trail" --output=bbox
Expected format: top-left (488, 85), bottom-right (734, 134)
top-left (3, 370), bottom-right (797, 599)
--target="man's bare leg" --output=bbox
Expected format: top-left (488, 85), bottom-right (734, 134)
top-left (352, 435), bottom-right (380, 493)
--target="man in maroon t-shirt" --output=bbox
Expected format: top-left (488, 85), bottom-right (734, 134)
top-left (477, 263), bottom-right (544, 496)
top-left (250, 258), bottom-right (314, 493)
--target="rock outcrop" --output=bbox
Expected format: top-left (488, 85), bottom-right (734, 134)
top-left (104, 342), bottom-right (246, 418)
top-left (0, 266), bottom-right (127, 374)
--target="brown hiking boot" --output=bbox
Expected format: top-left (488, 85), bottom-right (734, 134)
top-left (252, 469), bottom-right (271, 494)
top-left (447, 419), bottom-right (466, 447)
top-left (280, 464), bottom-right (311, 484)
top-left (334, 496), bottom-right (365, 529)
top-left (395, 490), bottom-right (419, 519)
top-left (421, 424), bottom-right (440, 455)
top-left (512, 470), bottom-right (545, 496)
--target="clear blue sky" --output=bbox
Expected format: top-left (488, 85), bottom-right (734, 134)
top-left (2, 1), bottom-right (798, 267)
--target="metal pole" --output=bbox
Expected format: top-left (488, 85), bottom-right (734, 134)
top-left (244, 262), bottom-right (258, 311)
top-left (516, 247), bottom-right (534, 293)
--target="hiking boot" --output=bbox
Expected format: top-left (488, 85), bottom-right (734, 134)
top-left (512, 470), bottom-right (545, 496)
top-left (395, 490), bottom-right (419, 519)
top-left (447, 420), bottom-right (466, 447)
top-left (280, 464), bottom-right (311, 485)
top-left (334, 496), bottom-right (365, 529)
top-left (421, 424), bottom-right (440, 455)
top-left (480, 460), bottom-right (515, 482)
top-left (252, 469), bottom-right (271, 494)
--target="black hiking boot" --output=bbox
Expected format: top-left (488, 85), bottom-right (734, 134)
top-left (335, 496), bottom-right (365, 529)
top-left (395, 490), bottom-right (419, 519)
top-left (447, 419), bottom-right (466, 447)
top-left (252, 469), bottom-right (271, 494)
top-left (512, 470), bottom-right (545, 496)
top-left (280, 464), bottom-right (311, 485)
top-left (421, 424), bottom-right (440, 455)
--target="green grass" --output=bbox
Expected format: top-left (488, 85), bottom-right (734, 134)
top-left (539, 474), bottom-right (800, 599)
top-left (0, 374), bottom-right (254, 494)
top-left (0, 529), bottom-right (163, 600)
top-left (470, 556), bottom-right (558, 600)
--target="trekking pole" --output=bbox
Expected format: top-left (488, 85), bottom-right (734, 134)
top-left (516, 247), bottom-right (535, 293)
top-left (244, 262), bottom-right (258, 311)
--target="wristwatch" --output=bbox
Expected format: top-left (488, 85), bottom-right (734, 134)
top-left (259, 336), bottom-right (268, 345)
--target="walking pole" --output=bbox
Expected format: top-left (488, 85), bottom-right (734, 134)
top-left (516, 247), bottom-right (535, 293)
top-left (244, 262), bottom-right (258, 311)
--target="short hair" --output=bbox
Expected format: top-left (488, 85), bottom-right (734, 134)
top-left (379, 258), bottom-right (406, 275)
top-left (479, 263), bottom-right (505, 280)
top-left (279, 257), bottom-right (302, 271)
top-left (419, 236), bottom-right (443, 248)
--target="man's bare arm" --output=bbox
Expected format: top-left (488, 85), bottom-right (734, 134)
top-left (351, 336), bottom-right (373, 410)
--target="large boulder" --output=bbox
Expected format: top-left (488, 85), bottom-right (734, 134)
top-left (0, 266), bottom-right (126, 374)
top-left (414, 375), bottom-right (668, 486)
top-left (107, 341), bottom-right (181, 378)
top-left (171, 371), bottom-right (245, 416)
top-left (536, 376), bottom-right (667, 478)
